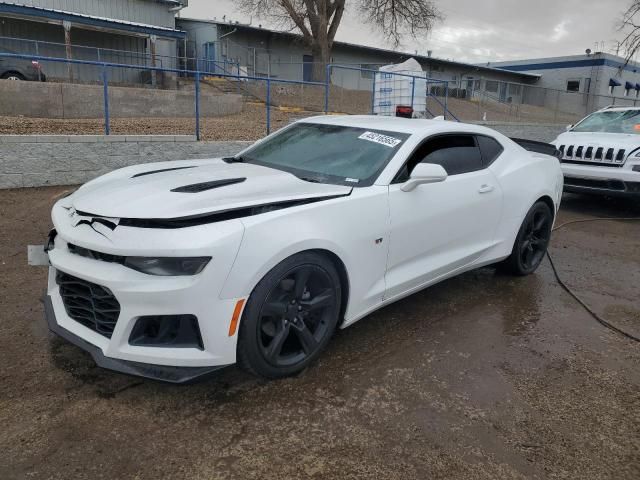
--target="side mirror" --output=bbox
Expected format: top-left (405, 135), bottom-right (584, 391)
top-left (566, 124), bottom-right (573, 131)
top-left (401, 163), bottom-right (448, 192)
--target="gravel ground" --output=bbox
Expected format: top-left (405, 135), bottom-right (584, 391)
top-left (0, 92), bottom-right (577, 141)
top-left (0, 189), bottom-right (639, 480)
top-left (0, 104), bottom-right (296, 141)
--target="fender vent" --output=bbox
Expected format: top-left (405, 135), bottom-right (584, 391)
top-left (171, 177), bottom-right (246, 193)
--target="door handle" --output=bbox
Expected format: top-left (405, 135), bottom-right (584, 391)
top-left (478, 184), bottom-right (494, 194)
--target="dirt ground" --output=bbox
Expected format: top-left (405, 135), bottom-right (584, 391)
top-left (0, 187), bottom-right (639, 480)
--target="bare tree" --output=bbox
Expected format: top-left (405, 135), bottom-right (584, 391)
top-left (620, 1), bottom-right (640, 63)
top-left (237, 0), bottom-right (441, 81)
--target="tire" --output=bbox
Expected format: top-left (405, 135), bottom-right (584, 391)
top-left (237, 252), bottom-right (342, 379)
top-left (501, 201), bottom-right (553, 276)
top-left (1, 72), bottom-right (25, 81)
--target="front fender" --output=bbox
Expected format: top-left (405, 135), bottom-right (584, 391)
top-left (219, 187), bottom-right (391, 321)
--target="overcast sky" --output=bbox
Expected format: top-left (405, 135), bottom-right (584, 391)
top-left (181, 0), bottom-right (632, 63)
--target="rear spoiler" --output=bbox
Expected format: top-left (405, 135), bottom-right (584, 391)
top-left (510, 138), bottom-right (561, 160)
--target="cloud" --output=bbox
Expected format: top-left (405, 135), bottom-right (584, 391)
top-left (551, 20), bottom-right (570, 42)
top-left (182, 0), bottom-right (631, 62)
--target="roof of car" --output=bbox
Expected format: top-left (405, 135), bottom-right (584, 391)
top-left (298, 115), bottom-right (500, 137)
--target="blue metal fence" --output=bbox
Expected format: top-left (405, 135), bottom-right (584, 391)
top-left (0, 53), bottom-right (457, 140)
top-left (0, 52), bottom-right (326, 139)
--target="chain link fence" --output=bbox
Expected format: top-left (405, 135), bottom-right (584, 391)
top-left (442, 78), bottom-right (640, 125)
top-left (5, 36), bottom-right (640, 141)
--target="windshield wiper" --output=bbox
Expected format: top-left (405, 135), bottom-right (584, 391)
top-left (297, 175), bottom-right (325, 183)
top-left (223, 155), bottom-right (245, 163)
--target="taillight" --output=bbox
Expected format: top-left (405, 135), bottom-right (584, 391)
top-left (395, 105), bottom-right (413, 118)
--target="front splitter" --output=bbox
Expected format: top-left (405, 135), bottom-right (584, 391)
top-left (43, 294), bottom-right (229, 384)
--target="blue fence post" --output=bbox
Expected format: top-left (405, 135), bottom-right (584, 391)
top-left (266, 78), bottom-right (271, 135)
top-left (324, 64), bottom-right (331, 114)
top-left (102, 64), bottom-right (110, 135)
top-left (444, 82), bottom-right (448, 120)
top-left (371, 71), bottom-right (376, 114)
top-left (195, 71), bottom-right (201, 141)
top-left (411, 77), bottom-right (416, 113)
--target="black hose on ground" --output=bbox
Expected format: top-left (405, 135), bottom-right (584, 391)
top-left (548, 217), bottom-right (640, 343)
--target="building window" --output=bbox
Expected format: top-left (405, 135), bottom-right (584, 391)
top-left (485, 80), bottom-right (499, 93)
top-left (360, 64), bottom-right (376, 79)
top-left (566, 80), bottom-right (580, 92)
top-left (508, 83), bottom-right (522, 96)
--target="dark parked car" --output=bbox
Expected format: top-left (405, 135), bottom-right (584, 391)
top-left (0, 48), bottom-right (46, 81)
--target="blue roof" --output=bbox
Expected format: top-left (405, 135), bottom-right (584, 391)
top-left (0, 2), bottom-right (186, 39)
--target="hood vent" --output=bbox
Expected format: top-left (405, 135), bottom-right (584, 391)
top-left (171, 177), bottom-right (247, 193)
top-left (131, 166), bottom-right (196, 178)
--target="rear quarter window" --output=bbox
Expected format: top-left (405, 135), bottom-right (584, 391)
top-left (476, 135), bottom-right (504, 167)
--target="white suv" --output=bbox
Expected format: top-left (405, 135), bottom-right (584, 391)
top-left (552, 106), bottom-right (640, 197)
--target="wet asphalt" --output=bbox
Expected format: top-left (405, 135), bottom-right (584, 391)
top-left (0, 187), bottom-right (639, 480)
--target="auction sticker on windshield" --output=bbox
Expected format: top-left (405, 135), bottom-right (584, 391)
top-left (358, 131), bottom-right (403, 148)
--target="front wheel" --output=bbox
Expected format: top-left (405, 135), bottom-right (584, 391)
top-left (501, 201), bottom-right (553, 276)
top-left (237, 252), bottom-right (342, 379)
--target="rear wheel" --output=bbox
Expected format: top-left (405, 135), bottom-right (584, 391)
top-left (501, 201), bottom-right (553, 276)
top-left (1, 72), bottom-right (25, 81)
top-left (237, 252), bottom-right (342, 379)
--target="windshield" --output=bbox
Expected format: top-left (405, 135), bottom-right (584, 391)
top-left (238, 123), bottom-right (410, 186)
top-left (572, 109), bottom-right (640, 134)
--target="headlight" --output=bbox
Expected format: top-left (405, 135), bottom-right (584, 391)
top-left (124, 257), bottom-right (211, 276)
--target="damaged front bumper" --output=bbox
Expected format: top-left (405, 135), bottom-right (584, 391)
top-left (39, 207), bottom-right (246, 384)
top-left (43, 294), bottom-right (227, 383)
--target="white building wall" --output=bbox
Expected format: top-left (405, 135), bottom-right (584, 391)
top-left (489, 53), bottom-right (640, 115)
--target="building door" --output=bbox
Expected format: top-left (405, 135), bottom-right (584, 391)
top-left (203, 42), bottom-right (216, 73)
top-left (303, 54), bottom-right (313, 82)
top-left (466, 77), bottom-right (474, 98)
top-left (499, 82), bottom-right (508, 102)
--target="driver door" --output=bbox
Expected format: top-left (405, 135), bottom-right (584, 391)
top-left (384, 134), bottom-right (503, 300)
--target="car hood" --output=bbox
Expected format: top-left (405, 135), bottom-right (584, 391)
top-left (71, 159), bottom-right (352, 219)
top-left (553, 131), bottom-right (640, 152)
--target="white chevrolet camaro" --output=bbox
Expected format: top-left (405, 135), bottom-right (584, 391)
top-left (44, 116), bottom-right (563, 382)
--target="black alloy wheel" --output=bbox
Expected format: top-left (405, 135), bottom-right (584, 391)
top-left (502, 201), bottom-right (553, 276)
top-left (238, 252), bottom-right (342, 378)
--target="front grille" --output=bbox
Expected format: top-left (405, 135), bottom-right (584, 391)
top-left (56, 271), bottom-right (121, 338)
top-left (559, 144), bottom-right (626, 167)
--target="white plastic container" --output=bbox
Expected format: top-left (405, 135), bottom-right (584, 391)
top-left (373, 58), bottom-right (427, 116)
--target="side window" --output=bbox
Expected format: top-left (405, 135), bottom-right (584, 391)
top-left (394, 134), bottom-right (484, 183)
top-left (476, 135), bottom-right (504, 167)
top-left (420, 135), bottom-right (483, 175)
